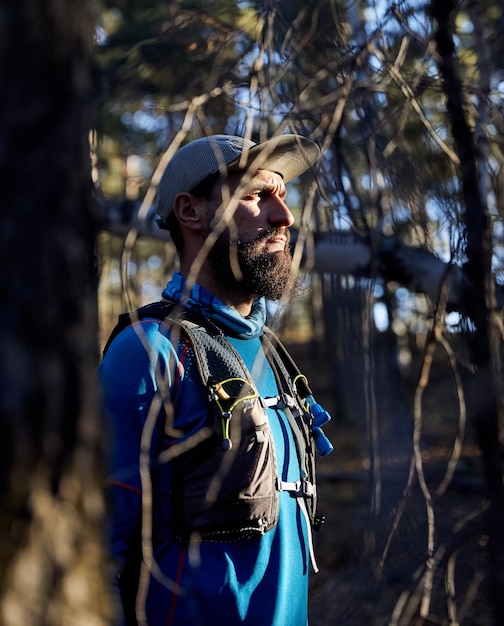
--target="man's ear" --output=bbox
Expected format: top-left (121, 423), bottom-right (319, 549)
top-left (173, 192), bottom-right (206, 232)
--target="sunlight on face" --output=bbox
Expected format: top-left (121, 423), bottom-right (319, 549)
top-left (204, 170), bottom-right (295, 300)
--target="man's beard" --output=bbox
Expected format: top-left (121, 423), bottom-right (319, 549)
top-left (207, 228), bottom-right (295, 301)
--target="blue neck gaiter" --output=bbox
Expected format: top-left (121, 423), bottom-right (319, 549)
top-left (161, 273), bottom-right (267, 339)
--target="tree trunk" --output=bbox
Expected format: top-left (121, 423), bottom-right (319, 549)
top-left (0, 1), bottom-right (110, 624)
top-left (432, 0), bottom-right (504, 621)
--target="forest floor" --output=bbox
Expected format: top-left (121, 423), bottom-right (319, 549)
top-left (308, 442), bottom-right (492, 626)
top-left (285, 339), bottom-right (495, 626)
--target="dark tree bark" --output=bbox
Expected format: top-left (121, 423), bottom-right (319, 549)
top-left (0, 1), bottom-right (110, 623)
top-left (431, 0), bottom-right (504, 622)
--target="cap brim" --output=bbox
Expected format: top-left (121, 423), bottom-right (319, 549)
top-left (227, 134), bottom-right (320, 183)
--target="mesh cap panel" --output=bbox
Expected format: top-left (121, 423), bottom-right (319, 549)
top-left (156, 134), bottom-right (320, 225)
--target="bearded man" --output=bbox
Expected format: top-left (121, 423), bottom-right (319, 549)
top-left (100, 134), bottom-right (329, 626)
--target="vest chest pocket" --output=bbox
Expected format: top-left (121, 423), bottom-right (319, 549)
top-left (171, 387), bottom-right (280, 542)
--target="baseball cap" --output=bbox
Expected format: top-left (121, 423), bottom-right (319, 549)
top-left (156, 134), bottom-right (320, 225)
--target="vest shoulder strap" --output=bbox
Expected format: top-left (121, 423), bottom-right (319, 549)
top-left (103, 301), bottom-right (255, 399)
top-left (103, 301), bottom-right (312, 411)
top-left (262, 326), bottom-right (312, 400)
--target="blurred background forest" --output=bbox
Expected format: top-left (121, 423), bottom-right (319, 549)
top-left (2, 0), bottom-right (504, 624)
top-left (93, 0), bottom-right (504, 622)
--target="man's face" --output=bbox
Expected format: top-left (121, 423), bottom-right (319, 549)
top-left (204, 169), bottom-right (296, 301)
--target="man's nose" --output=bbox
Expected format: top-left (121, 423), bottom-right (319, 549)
top-left (267, 195), bottom-right (295, 228)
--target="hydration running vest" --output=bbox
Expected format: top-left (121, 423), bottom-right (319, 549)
top-left (103, 300), bottom-right (332, 572)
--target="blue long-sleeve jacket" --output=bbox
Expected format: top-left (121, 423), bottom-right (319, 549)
top-left (100, 274), bottom-right (310, 625)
